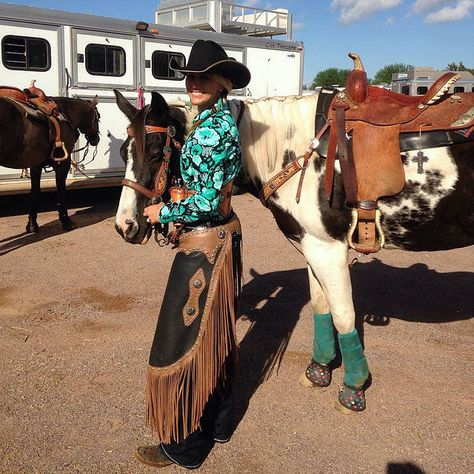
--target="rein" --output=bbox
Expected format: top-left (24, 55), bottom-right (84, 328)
top-left (259, 121), bottom-right (329, 207)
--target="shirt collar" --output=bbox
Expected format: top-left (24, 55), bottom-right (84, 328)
top-left (193, 98), bottom-right (226, 123)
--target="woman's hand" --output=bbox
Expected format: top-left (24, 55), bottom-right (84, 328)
top-left (143, 203), bottom-right (165, 225)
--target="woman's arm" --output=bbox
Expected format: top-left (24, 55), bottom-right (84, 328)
top-left (158, 114), bottom-right (241, 224)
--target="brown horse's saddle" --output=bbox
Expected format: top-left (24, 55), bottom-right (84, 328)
top-left (325, 53), bottom-right (474, 254)
top-left (0, 82), bottom-right (68, 161)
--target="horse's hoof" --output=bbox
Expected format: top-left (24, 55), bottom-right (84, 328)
top-left (299, 360), bottom-right (331, 390)
top-left (334, 384), bottom-right (366, 415)
top-left (26, 222), bottom-right (39, 233)
top-left (60, 217), bottom-right (77, 231)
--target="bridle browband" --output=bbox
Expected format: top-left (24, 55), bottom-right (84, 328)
top-left (122, 120), bottom-right (182, 204)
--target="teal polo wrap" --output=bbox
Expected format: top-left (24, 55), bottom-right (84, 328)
top-left (338, 329), bottom-right (369, 388)
top-left (312, 313), bottom-right (336, 365)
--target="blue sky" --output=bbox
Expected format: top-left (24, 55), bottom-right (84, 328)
top-left (6, 0), bottom-right (474, 84)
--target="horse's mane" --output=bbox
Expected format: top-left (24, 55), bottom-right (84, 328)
top-left (243, 94), bottom-right (310, 105)
top-left (229, 93), bottom-right (319, 179)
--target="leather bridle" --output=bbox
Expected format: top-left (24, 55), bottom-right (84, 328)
top-left (79, 103), bottom-right (101, 146)
top-left (122, 122), bottom-right (182, 204)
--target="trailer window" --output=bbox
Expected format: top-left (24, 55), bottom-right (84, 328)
top-left (85, 44), bottom-right (126, 76)
top-left (2, 35), bottom-right (50, 71)
top-left (453, 86), bottom-right (464, 93)
top-left (401, 86), bottom-right (410, 95)
top-left (416, 86), bottom-right (428, 95)
top-left (152, 51), bottom-right (185, 80)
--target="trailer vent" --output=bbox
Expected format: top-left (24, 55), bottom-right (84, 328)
top-left (2, 35), bottom-right (51, 71)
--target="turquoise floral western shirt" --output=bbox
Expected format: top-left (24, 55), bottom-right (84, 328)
top-left (159, 98), bottom-right (242, 224)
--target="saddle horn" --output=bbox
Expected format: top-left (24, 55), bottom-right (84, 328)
top-left (28, 80), bottom-right (47, 100)
top-left (345, 52), bottom-right (368, 104)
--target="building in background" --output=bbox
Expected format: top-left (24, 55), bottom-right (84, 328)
top-left (392, 67), bottom-right (474, 96)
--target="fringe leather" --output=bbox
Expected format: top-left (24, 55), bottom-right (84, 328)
top-left (146, 230), bottom-right (238, 444)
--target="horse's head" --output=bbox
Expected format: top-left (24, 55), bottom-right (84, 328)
top-left (78, 95), bottom-right (100, 146)
top-left (113, 89), bottom-right (186, 244)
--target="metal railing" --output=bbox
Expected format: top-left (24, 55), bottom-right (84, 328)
top-left (155, 1), bottom-right (290, 38)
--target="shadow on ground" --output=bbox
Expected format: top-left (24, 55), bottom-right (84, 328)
top-left (351, 258), bottom-right (473, 324)
top-left (233, 258), bottom-right (473, 429)
top-left (0, 187), bottom-right (121, 256)
top-left (235, 267), bottom-right (309, 427)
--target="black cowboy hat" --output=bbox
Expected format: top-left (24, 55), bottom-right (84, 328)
top-left (170, 39), bottom-right (251, 89)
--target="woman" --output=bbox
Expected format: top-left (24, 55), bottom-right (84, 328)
top-left (136, 40), bottom-right (251, 469)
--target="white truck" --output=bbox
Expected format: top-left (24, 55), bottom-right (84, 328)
top-left (0, 1), bottom-right (304, 194)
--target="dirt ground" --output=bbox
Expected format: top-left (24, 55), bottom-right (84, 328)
top-left (0, 188), bottom-right (473, 474)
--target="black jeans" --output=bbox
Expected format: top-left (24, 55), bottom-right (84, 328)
top-left (161, 360), bottom-right (235, 468)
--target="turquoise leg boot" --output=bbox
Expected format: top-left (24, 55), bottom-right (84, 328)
top-left (300, 313), bottom-right (336, 389)
top-left (336, 329), bottom-right (370, 414)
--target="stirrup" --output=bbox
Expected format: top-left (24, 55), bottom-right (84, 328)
top-left (52, 141), bottom-right (69, 162)
top-left (347, 208), bottom-right (385, 254)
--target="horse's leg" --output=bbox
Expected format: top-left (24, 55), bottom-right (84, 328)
top-left (299, 265), bottom-right (335, 390)
top-left (54, 159), bottom-right (76, 231)
top-left (300, 235), bottom-right (369, 413)
top-left (26, 166), bottom-right (41, 233)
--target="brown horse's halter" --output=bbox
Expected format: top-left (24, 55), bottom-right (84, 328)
top-left (122, 123), bottom-right (182, 204)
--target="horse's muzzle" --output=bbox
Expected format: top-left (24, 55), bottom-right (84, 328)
top-left (115, 218), bottom-right (139, 241)
top-left (88, 134), bottom-right (100, 146)
top-left (115, 218), bottom-right (151, 244)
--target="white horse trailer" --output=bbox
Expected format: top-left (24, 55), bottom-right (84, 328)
top-left (0, 2), bottom-right (304, 194)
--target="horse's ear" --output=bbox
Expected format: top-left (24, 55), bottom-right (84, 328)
top-left (114, 89), bottom-right (137, 121)
top-left (151, 91), bottom-right (169, 115)
top-left (91, 95), bottom-right (99, 106)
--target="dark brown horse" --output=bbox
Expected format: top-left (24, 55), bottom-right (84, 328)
top-left (0, 94), bottom-right (100, 231)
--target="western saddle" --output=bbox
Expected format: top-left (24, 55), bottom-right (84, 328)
top-left (0, 81), bottom-right (69, 161)
top-left (325, 53), bottom-right (474, 253)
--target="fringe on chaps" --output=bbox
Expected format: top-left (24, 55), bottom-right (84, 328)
top-left (146, 215), bottom-right (242, 444)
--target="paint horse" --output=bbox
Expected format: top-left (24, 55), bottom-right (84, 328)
top-left (113, 61), bottom-right (474, 414)
top-left (0, 85), bottom-right (100, 232)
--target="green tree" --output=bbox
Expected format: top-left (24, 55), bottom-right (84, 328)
top-left (372, 63), bottom-right (412, 84)
top-left (310, 67), bottom-right (350, 88)
top-left (446, 61), bottom-right (474, 75)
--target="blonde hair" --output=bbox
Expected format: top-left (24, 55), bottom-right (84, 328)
top-left (211, 73), bottom-right (232, 97)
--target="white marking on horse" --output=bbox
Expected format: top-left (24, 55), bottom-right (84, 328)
top-left (115, 140), bottom-right (139, 232)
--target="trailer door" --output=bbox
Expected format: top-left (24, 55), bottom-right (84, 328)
top-left (72, 29), bottom-right (136, 89)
